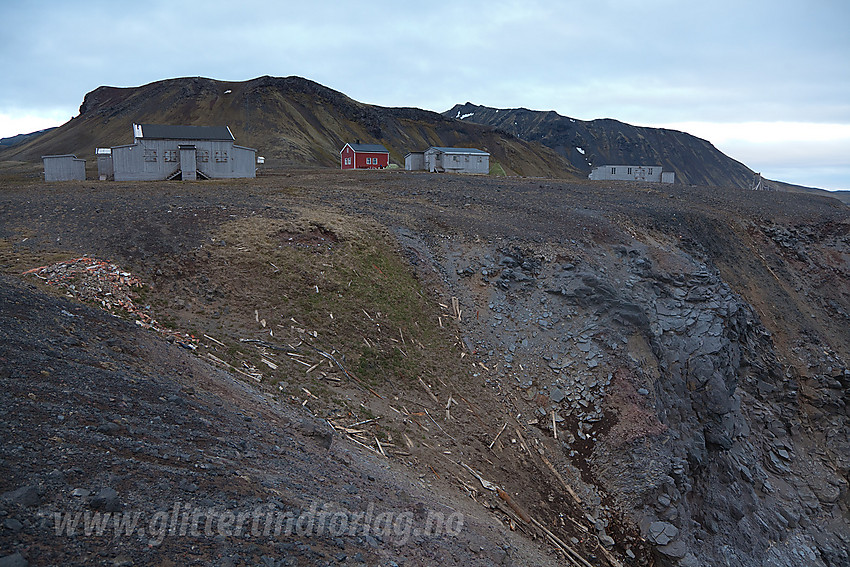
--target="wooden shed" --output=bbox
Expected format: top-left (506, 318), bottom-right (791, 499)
top-left (43, 154), bottom-right (86, 181)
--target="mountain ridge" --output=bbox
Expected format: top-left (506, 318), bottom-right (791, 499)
top-left (444, 102), bottom-right (756, 188)
top-left (0, 75), bottom-right (578, 179)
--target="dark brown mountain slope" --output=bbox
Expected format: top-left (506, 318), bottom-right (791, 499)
top-left (0, 76), bottom-right (579, 179)
top-left (445, 103), bottom-right (756, 188)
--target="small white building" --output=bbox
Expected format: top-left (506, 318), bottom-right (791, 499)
top-left (589, 165), bottom-right (674, 184)
top-left (43, 154), bottom-right (86, 181)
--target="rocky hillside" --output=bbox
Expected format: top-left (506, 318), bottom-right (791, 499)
top-left (1, 171), bottom-right (848, 566)
top-left (0, 76), bottom-right (579, 178)
top-left (444, 103), bottom-right (756, 188)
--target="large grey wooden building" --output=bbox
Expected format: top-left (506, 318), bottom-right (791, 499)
top-left (108, 124), bottom-right (256, 181)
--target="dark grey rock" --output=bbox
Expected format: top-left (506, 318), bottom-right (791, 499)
top-left (657, 540), bottom-right (688, 559)
top-left (3, 518), bottom-right (23, 532)
top-left (298, 419), bottom-right (334, 449)
top-left (0, 553), bottom-right (28, 567)
top-left (648, 521), bottom-right (678, 545)
top-left (89, 487), bottom-right (122, 512)
top-left (97, 422), bottom-right (120, 434)
top-left (549, 387), bottom-right (565, 403)
top-left (1, 486), bottom-right (39, 507)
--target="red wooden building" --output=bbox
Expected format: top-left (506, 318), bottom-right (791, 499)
top-left (340, 143), bottom-right (390, 170)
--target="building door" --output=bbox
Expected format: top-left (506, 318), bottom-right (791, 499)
top-left (179, 146), bottom-right (197, 180)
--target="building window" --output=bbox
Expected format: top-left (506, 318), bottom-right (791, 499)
top-left (215, 151), bottom-right (228, 163)
top-left (648, 168), bottom-right (653, 174)
top-left (345, 157), bottom-right (352, 165)
top-left (197, 150), bottom-right (209, 162)
top-left (454, 155), bottom-right (459, 162)
top-left (164, 150), bottom-right (178, 162)
top-left (627, 167), bottom-right (632, 174)
top-left (611, 167), bottom-right (616, 174)
top-left (144, 149), bottom-right (157, 162)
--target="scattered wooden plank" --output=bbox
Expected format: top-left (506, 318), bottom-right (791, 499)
top-left (418, 377), bottom-right (440, 405)
top-left (489, 422), bottom-right (508, 450)
top-left (203, 334), bottom-right (226, 347)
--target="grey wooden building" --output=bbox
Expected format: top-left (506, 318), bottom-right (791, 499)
top-left (406, 147), bottom-right (489, 174)
top-left (110, 124), bottom-right (256, 181)
top-left (43, 154), bottom-right (86, 181)
top-left (588, 165), bottom-right (675, 184)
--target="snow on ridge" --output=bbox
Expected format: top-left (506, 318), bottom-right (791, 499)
top-left (576, 147), bottom-right (585, 155)
top-left (456, 112), bottom-right (475, 120)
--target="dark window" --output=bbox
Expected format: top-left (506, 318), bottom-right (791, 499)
top-left (215, 151), bottom-right (228, 163)
top-left (164, 150), bottom-right (178, 162)
top-left (197, 150), bottom-right (209, 162)
top-left (144, 149), bottom-right (157, 162)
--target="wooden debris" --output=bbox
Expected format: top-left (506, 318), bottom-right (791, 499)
top-left (375, 437), bottom-right (387, 457)
top-left (538, 449), bottom-right (583, 505)
top-left (23, 257), bottom-right (196, 349)
top-left (514, 427), bottom-right (530, 455)
top-left (203, 334), bottom-right (226, 347)
top-left (497, 488), bottom-right (531, 523)
top-left (552, 410), bottom-right (558, 440)
top-left (530, 517), bottom-right (594, 567)
top-left (418, 377), bottom-right (440, 405)
top-left (459, 395), bottom-right (487, 427)
top-left (489, 422), bottom-right (508, 450)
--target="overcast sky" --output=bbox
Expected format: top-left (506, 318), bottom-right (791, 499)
top-left (2, 0), bottom-right (849, 190)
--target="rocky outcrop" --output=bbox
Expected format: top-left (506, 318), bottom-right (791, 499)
top-left (429, 227), bottom-right (849, 567)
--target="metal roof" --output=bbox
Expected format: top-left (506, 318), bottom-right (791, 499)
top-left (135, 124), bottom-right (235, 141)
top-left (42, 154), bottom-right (83, 160)
top-left (426, 146), bottom-right (489, 155)
top-left (344, 143), bottom-right (389, 153)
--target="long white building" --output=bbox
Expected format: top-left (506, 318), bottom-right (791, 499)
top-left (589, 165), bottom-right (675, 184)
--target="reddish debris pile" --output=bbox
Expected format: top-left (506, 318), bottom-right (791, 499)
top-left (22, 257), bottom-right (197, 349)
